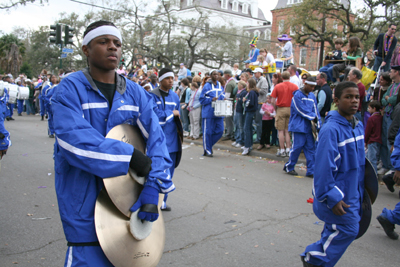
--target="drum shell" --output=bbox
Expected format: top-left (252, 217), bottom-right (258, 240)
top-left (213, 100), bottom-right (233, 117)
top-left (17, 87), bottom-right (30, 100)
top-left (8, 84), bottom-right (19, 104)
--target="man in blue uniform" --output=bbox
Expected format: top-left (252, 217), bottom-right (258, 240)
top-left (284, 77), bottom-right (321, 178)
top-left (44, 75), bottom-right (58, 138)
top-left (199, 69), bottom-right (225, 157)
top-left (51, 20), bottom-right (174, 266)
top-left (301, 81), bottom-right (365, 267)
top-left (0, 81), bottom-right (10, 162)
top-left (4, 75), bottom-right (15, 121)
top-left (150, 68), bottom-right (181, 211)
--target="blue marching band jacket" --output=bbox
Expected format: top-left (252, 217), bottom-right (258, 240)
top-left (0, 85), bottom-right (10, 150)
top-left (312, 111), bottom-right (365, 225)
top-left (199, 80), bottom-right (225, 118)
top-left (44, 83), bottom-right (56, 113)
top-left (288, 88), bottom-right (321, 133)
top-left (51, 68), bottom-right (174, 243)
top-left (150, 87), bottom-right (182, 167)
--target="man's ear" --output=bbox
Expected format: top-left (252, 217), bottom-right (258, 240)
top-left (82, 45), bottom-right (89, 58)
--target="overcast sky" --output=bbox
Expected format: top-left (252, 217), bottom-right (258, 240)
top-left (0, 0), bottom-right (278, 34)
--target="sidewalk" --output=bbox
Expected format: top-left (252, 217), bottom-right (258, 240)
top-left (183, 136), bottom-right (307, 164)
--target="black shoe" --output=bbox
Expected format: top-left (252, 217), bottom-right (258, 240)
top-left (18, 113), bottom-right (22, 116)
top-left (45, 114), bottom-right (48, 119)
top-left (383, 173), bottom-right (395, 193)
top-left (161, 205), bottom-right (171, 211)
top-left (5, 117), bottom-right (10, 121)
top-left (377, 215), bottom-right (399, 240)
top-left (301, 256), bottom-right (321, 267)
top-left (49, 134), bottom-right (55, 138)
top-left (306, 174), bottom-right (314, 178)
top-left (9, 117), bottom-right (15, 120)
top-left (41, 116), bottom-right (44, 121)
top-left (286, 170), bottom-right (298, 176)
top-left (203, 153), bottom-right (213, 157)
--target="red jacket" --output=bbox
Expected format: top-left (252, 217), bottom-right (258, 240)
top-left (365, 112), bottom-right (383, 145)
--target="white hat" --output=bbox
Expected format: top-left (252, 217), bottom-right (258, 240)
top-left (254, 68), bottom-right (263, 74)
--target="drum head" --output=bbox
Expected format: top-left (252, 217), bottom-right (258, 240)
top-left (95, 189), bottom-right (165, 267)
top-left (104, 124), bottom-right (146, 217)
top-left (365, 157), bottom-right (379, 204)
top-left (356, 191), bottom-right (372, 239)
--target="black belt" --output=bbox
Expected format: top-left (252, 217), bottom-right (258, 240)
top-left (67, 241), bottom-right (100, 247)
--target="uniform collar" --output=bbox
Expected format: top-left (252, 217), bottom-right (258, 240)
top-left (81, 67), bottom-right (126, 95)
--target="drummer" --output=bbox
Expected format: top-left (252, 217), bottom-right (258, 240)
top-left (4, 74), bottom-right (15, 121)
top-left (51, 20), bottom-right (174, 266)
top-left (150, 67), bottom-right (181, 211)
top-left (199, 69), bottom-right (225, 157)
top-left (301, 81), bottom-right (365, 267)
top-left (0, 79), bottom-right (10, 163)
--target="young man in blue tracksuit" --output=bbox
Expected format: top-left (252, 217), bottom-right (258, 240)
top-left (44, 75), bottom-right (58, 138)
top-left (376, 124), bottom-right (400, 240)
top-left (199, 69), bottom-right (225, 157)
top-left (0, 82), bottom-right (10, 161)
top-left (39, 76), bottom-right (51, 121)
top-left (4, 75), bottom-right (15, 121)
top-left (284, 77), bottom-right (321, 177)
top-left (150, 68), bottom-right (181, 211)
top-left (301, 81), bottom-right (365, 267)
top-left (51, 20), bottom-right (174, 267)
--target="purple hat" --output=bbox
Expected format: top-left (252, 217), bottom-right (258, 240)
top-left (277, 34), bottom-right (292, 42)
top-left (180, 63), bottom-right (184, 66)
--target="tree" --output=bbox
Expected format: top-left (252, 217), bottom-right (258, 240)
top-left (0, 0), bottom-right (47, 9)
top-left (288, 0), bottom-right (399, 68)
top-left (0, 34), bottom-right (25, 77)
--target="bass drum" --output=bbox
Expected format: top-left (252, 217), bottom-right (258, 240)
top-left (17, 87), bottom-right (30, 100)
top-left (8, 84), bottom-right (18, 104)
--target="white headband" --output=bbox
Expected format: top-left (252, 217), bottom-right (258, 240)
top-left (305, 81), bottom-right (317, 85)
top-left (159, 72), bottom-right (174, 82)
top-left (82, 26), bottom-right (122, 46)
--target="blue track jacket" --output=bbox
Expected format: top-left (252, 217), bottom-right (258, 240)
top-left (45, 85), bottom-right (56, 113)
top-left (150, 87), bottom-right (181, 154)
top-left (390, 127), bottom-right (400, 170)
top-left (313, 111), bottom-right (365, 224)
top-left (289, 89), bottom-right (321, 133)
top-left (199, 80), bottom-right (225, 119)
top-left (52, 68), bottom-right (174, 243)
top-left (0, 88), bottom-right (10, 150)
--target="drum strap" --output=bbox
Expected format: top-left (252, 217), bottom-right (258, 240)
top-left (67, 241), bottom-right (100, 247)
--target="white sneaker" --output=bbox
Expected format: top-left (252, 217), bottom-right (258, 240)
top-left (377, 161), bottom-right (383, 170)
top-left (241, 146), bottom-right (245, 150)
top-left (377, 168), bottom-right (389, 175)
top-left (234, 143), bottom-right (241, 148)
top-left (242, 147), bottom-right (249, 155)
top-left (183, 131), bottom-right (189, 137)
top-left (232, 142), bottom-right (237, 146)
top-left (385, 170), bottom-right (395, 176)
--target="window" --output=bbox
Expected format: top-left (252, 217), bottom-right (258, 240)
top-left (290, 26), bottom-right (296, 36)
top-left (187, 0), bottom-right (193, 6)
top-left (242, 3), bottom-right (248, 14)
top-left (254, 30), bottom-right (260, 38)
top-left (264, 29), bottom-right (271, 40)
top-left (300, 48), bottom-right (307, 66)
top-left (221, 0), bottom-right (228, 9)
top-left (232, 1), bottom-right (238, 12)
top-left (278, 20), bottom-right (285, 35)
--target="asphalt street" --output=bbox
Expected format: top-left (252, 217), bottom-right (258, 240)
top-left (1, 115), bottom-right (399, 267)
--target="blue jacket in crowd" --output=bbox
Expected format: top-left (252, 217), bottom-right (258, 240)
top-left (150, 87), bottom-right (181, 154)
top-left (51, 68), bottom-right (174, 243)
top-left (244, 90), bottom-right (259, 113)
top-left (289, 89), bottom-right (321, 133)
top-left (390, 127), bottom-right (400, 170)
top-left (199, 80), bottom-right (225, 118)
top-left (235, 90), bottom-right (247, 114)
top-left (0, 87), bottom-right (10, 150)
top-left (45, 84), bottom-right (56, 113)
top-left (312, 111), bottom-right (365, 224)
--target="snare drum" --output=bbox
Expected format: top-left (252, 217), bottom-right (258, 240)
top-left (0, 81), bottom-right (4, 97)
top-left (8, 84), bottom-right (19, 104)
top-left (213, 100), bottom-right (233, 117)
top-left (17, 87), bottom-right (30, 100)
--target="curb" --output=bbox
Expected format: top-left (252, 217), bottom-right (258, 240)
top-left (183, 138), bottom-right (307, 164)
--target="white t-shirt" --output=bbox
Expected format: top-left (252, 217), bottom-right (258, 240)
top-left (290, 75), bottom-right (302, 88)
top-left (265, 52), bottom-right (275, 64)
